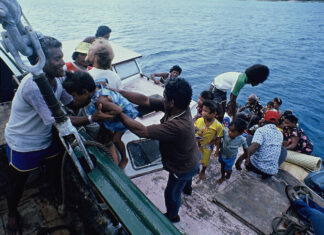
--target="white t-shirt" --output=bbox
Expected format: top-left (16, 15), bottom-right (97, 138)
top-left (5, 74), bottom-right (73, 152)
top-left (211, 72), bottom-right (241, 92)
top-left (88, 67), bottom-right (121, 89)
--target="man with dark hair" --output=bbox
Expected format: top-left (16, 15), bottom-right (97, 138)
top-left (95, 25), bottom-right (112, 40)
top-left (4, 36), bottom-right (107, 234)
top-left (65, 41), bottom-right (91, 72)
top-left (209, 64), bottom-right (269, 121)
top-left (150, 65), bottom-right (182, 85)
top-left (106, 78), bottom-right (200, 223)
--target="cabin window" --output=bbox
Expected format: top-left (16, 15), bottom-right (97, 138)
top-left (114, 60), bottom-right (140, 80)
top-left (127, 139), bottom-right (161, 170)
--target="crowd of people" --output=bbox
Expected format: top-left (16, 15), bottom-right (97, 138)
top-left (2, 23), bottom-right (317, 234)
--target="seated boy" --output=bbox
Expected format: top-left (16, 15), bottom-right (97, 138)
top-left (195, 100), bottom-right (223, 180)
top-left (217, 118), bottom-right (248, 184)
top-left (194, 90), bottom-right (214, 120)
top-left (150, 65), bottom-right (182, 85)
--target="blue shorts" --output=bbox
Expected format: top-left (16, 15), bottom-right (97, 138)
top-left (218, 154), bottom-right (236, 171)
top-left (6, 143), bottom-right (60, 172)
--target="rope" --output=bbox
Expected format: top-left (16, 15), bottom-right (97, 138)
top-left (59, 140), bottom-right (113, 216)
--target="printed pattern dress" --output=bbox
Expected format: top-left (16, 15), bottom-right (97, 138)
top-left (284, 127), bottom-right (313, 155)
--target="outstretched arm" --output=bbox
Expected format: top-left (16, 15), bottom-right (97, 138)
top-left (70, 104), bottom-right (117, 127)
top-left (150, 73), bottom-right (169, 84)
top-left (114, 89), bottom-right (151, 107)
top-left (95, 100), bottom-right (149, 138)
top-left (119, 112), bottom-right (149, 138)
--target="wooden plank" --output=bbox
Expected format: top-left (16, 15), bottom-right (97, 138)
top-left (213, 174), bottom-right (290, 235)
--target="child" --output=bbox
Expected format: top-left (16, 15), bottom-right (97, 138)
top-left (150, 65), bottom-right (182, 85)
top-left (273, 97), bottom-right (283, 116)
top-left (217, 118), bottom-right (248, 184)
top-left (266, 101), bottom-right (275, 111)
top-left (63, 72), bottom-right (138, 169)
top-left (194, 90), bottom-right (214, 120)
top-left (195, 100), bottom-right (223, 180)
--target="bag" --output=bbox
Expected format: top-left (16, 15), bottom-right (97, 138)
top-left (304, 171), bottom-right (324, 197)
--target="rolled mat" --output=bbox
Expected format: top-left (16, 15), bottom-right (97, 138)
top-left (285, 150), bottom-right (322, 172)
top-left (280, 162), bottom-right (309, 182)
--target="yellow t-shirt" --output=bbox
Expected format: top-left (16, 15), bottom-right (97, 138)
top-left (194, 117), bottom-right (223, 147)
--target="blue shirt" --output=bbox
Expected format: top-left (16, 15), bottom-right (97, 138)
top-left (250, 124), bottom-right (283, 175)
top-left (86, 85), bottom-right (138, 132)
top-left (220, 129), bottom-right (248, 158)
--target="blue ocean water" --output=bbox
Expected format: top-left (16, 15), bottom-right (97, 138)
top-left (20, 0), bottom-right (324, 158)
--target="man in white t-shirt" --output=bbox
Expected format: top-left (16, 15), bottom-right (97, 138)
top-left (86, 39), bottom-right (129, 169)
top-left (86, 38), bottom-right (121, 89)
top-left (209, 64), bottom-right (269, 122)
top-left (4, 36), bottom-right (108, 233)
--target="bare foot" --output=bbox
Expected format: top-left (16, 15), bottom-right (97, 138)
top-left (217, 177), bottom-right (225, 184)
top-left (118, 158), bottom-right (128, 170)
top-left (235, 163), bottom-right (242, 171)
top-left (199, 172), bottom-right (206, 180)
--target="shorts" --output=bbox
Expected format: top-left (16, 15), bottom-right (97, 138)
top-left (209, 85), bottom-right (227, 104)
top-left (6, 143), bottom-right (60, 172)
top-left (218, 154), bottom-right (236, 171)
top-left (200, 146), bottom-right (213, 167)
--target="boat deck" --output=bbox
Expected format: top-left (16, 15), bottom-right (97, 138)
top-left (132, 156), bottom-right (324, 235)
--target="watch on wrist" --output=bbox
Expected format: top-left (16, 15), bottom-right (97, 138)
top-left (87, 114), bottom-right (94, 124)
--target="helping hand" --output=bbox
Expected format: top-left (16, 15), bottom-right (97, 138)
top-left (92, 103), bottom-right (119, 122)
top-left (227, 101), bottom-right (236, 117)
top-left (244, 157), bottom-right (250, 168)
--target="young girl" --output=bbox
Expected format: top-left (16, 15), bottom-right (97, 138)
top-left (195, 100), bottom-right (223, 180)
top-left (273, 97), bottom-right (283, 117)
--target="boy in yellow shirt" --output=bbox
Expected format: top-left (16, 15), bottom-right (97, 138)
top-left (195, 100), bottom-right (223, 180)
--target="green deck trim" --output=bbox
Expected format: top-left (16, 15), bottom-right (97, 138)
top-left (79, 137), bottom-right (181, 235)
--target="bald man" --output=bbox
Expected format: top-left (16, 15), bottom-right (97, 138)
top-left (237, 94), bottom-right (263, 130)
